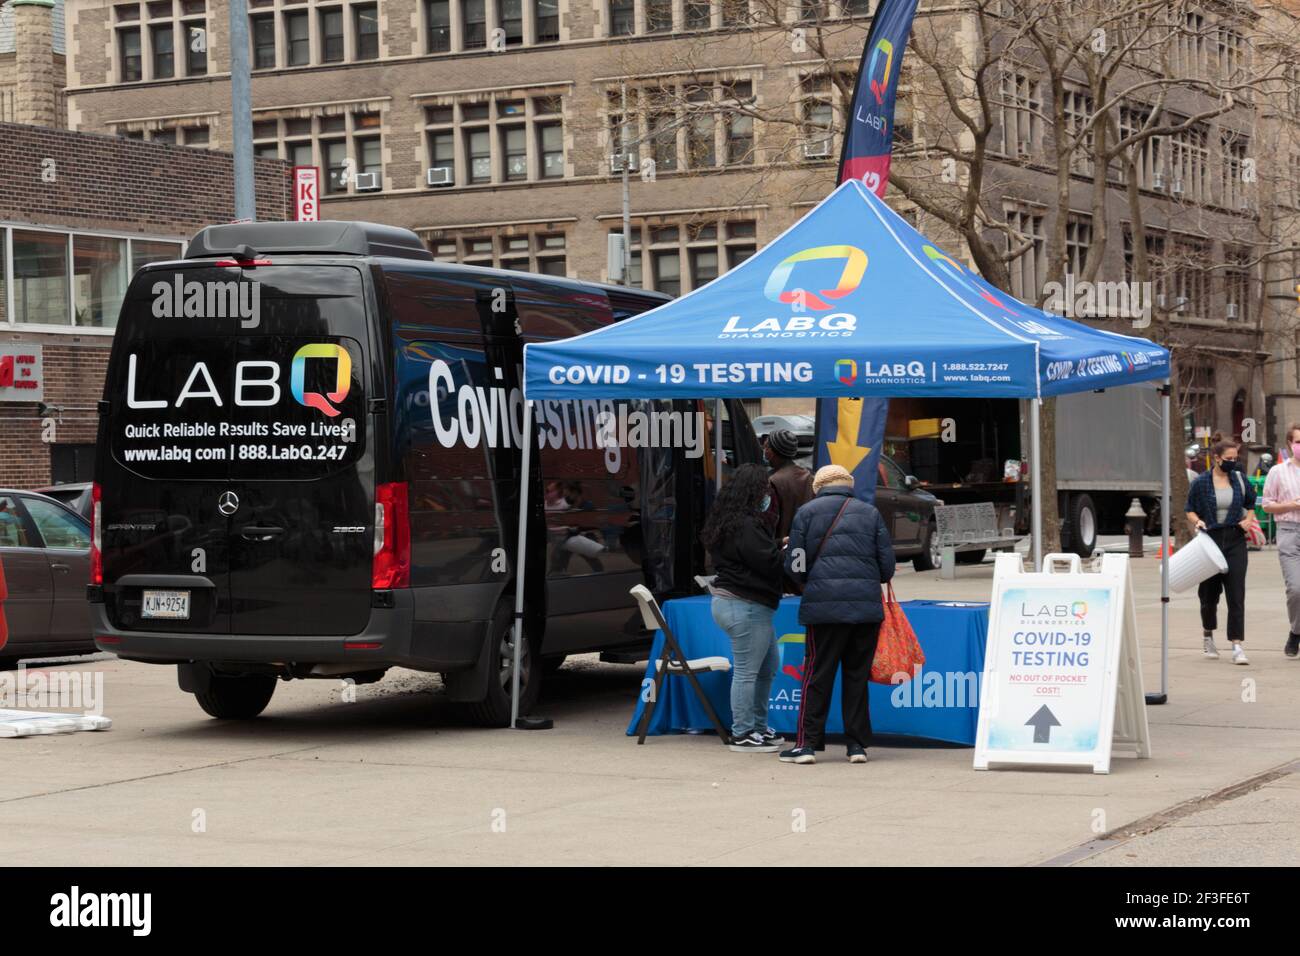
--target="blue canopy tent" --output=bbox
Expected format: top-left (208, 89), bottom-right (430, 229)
top-left (509, 179), bottom-right (1174, 724)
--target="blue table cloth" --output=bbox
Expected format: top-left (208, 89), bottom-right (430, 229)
top-left (626, 596), bottom-right (988, 745)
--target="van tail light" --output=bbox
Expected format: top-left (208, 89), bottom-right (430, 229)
top-left (372, 482), bottom-right (410, 589)
top-left (90, 482), bottom-right (103, 586)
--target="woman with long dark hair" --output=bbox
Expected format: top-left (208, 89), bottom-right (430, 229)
top-left (1185, 432), bottom-right (1256, 664)
top-left (701, 462), bottom-right (785, 752)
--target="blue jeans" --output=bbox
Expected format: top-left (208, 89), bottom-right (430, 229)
top-left (711, 596), bottom-right (779, 737)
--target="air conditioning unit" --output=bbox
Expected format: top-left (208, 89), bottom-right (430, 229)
top-left (426, 166), bottom-right (453, 187)
top-left (1171, 178), bottom-right (1184, 195)
top-left (1152, 173), bottom-right (1165, 190)
top-left (1226, 302), bottom-right (1238, 319)
top-left (1156, 293), bottom-right (1167, 308)
top-left (1239, 196), bottom-right (1252, 211)
top-left (803, 138), bottom-right (831, 159)
top-left (610, 152), bottom-right (633, 174)
top-left (353, 171), bottom-right (381, 191)
top-left (1174, 295), bottom-right (1188, 311)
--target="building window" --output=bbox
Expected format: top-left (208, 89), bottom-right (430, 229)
top-left (1004, 207), bottom-right (1045, 303)
top-left (1000, 70), bottom-right (1040, 157)
top-left (538, 122), bottom-right (563, 178)
top-left (535, 0), bottom-right (559, 42)
top-left (324, 138), bottom-right (349, 193)
top-left (1064, 213), bottom-right (1092, 279)
top-left (286, 11), bottom-right (310, 66)
top-left (1168, 119), bottom-right (1209, 202)
top-left (463, 0), bottom-right (486, 49)
top-left (184, 17), bottom-right (208, 75)
top-left (610, 0), bottom-right (634, 35)
top-left (355, 4), bottom-right (379, 59)
top-left (726, 112), bottom-right (753, 165)
top-left (72, 236), bottom-right (129, 329)
top-left (321, 7), bottom-right (345, 63)
top-left (685, 0), bottom-right (710, 28)
top-left (150, 23), bottom-right (175, 78)
top-left (646, 0), bottom-right (672, 32)
top-left (252, 14), bottom-right (276, 67)
top-left (1224, 248), bottom-right (1250, 323)
top-left (1220, 131), bottom-right (1249, 210)
top-left (12, 230), bottom-right (71, 326)
top-left (426, 0), bottom-right (451, 51)
top-left (502, 125), bottom-right (528, 180)
top-left (721, 0), bottom-right (747, 25)
top-left (502, 0), bottom-right (523, 46)
top-left (614, 217), bottom-right (757, 291)
top-left (120, 27), bottom-right (143, 81)
top-left (467, 128), bottom-right (492, 182)
top-left (428, 129), bottom-right (455, 182)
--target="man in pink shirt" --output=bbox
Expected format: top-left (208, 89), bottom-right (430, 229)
top-left (1262, 422), bottom-right (1300, 658)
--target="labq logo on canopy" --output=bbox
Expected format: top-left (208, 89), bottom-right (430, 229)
top-left (762, 245), bottom-right (869, 311)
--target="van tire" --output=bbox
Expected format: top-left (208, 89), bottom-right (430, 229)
top-left (463, 605), bottom-right (540, 727)
top-left (194, 672), bottom-right (277, 719)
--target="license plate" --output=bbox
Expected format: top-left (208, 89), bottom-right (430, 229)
top-left (142, 589), bottom-right (191, 620)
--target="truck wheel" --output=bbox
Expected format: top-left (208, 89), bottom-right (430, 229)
top-left (1068, 494), bottom-right (1098, 557)
top-left (194, 672), bottom-right (277, 719)
top-left (464, 605), bottom-right (541, 727)
top-left (913, 519), bottom-right (941, 572)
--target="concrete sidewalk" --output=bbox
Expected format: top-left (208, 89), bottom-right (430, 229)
top-left (1, 549), bottom-right (1297, 866)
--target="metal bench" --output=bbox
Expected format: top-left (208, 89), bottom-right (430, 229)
top-left (933, 502), bottom-right (1018, 579)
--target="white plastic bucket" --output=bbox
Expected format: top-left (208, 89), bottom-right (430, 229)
top-left (1169, 531), bottom-right (1229, 593)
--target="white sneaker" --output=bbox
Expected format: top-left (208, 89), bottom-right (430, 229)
top-left (1203, 635), bottom-right (1220, 659)
top-left (1232, 643), bottom-right (1249, 665)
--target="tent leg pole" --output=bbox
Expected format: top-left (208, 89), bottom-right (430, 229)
top-left (511, 400), bottom-right (535, 729)
top-left (1030, 398), bottom-right (1042, 572)
top-left (1149, 381), bottom-right (1171, 705)
top-left (715, 399), bottom-right (723, 492)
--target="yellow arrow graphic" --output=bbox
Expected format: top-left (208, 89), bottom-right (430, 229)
top-left (825, 397), bottom-right (872, 474)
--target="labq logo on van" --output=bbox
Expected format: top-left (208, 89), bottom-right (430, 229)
top-left (125, 342), bottom-right (351, 415)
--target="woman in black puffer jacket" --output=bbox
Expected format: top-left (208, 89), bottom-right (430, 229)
top-left (701, 463), bottom-right (785, 753)
top-left (780, 464), bottom-right (895, 765)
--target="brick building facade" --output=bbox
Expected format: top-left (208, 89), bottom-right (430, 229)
top-left (1, 119), bottom-right (291, 488)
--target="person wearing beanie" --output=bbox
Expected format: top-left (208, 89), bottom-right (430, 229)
top-left (763, 427), bottom-right (813, 542)
top-left (779, 464), bottom-right (894, 764)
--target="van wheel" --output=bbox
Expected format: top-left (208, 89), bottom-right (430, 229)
top-left (464, 605), bottom-right (540, 727)
top-left (1068, 494), bottom-right (1098, 558)
top-left (194, 672), bottom-right (277, 719)
top-left (913, 519), bottom-right (941, 572)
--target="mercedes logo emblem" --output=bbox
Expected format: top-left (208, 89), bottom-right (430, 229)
top-left (217, 491), bottom-right (240, 516)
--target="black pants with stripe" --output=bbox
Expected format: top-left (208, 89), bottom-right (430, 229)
top-left (796, 621), bottom-right (881, 751)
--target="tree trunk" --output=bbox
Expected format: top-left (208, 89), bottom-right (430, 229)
top-left (1038, 397), bottom-right (1062, 555)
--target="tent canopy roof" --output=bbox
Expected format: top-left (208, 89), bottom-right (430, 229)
top-left (523, 179), bottom-right (1169, 401)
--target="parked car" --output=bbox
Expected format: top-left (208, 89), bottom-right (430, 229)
top-left (0, 490), bottom-right (94, 668)
top-left (37, 482), bottom-right (93, 521)
top-left (872, 454), bottom-right (945, 571)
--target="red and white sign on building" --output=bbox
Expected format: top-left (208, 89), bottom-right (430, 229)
top-left (0, 345), bottom-right (44, 403)
top-left (294, 166), bottom-right (320, 222)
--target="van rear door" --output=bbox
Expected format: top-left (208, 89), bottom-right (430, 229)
top-left (103, 262), bottom-right (373, 637)
top-left (226, 264), bottom-right (373, 636)
top-left (103, 264), bottom-right (239, 635)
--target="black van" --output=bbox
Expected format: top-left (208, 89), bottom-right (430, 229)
top-left (90, 221), bottom-right (763, 724)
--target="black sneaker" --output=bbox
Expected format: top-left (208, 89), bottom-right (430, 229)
top-left (759, 728), bottom-right (783, 745)
top-left (847, 744), bottom-right (868, 764)
top-left (778, 745), bottom-right (816, 764)
top-left (1287, 634), bottom-right (1300, 659)
top-left (728, 731), bottom-right (779, 753)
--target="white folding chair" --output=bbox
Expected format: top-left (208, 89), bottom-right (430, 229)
top-left (629, 585), bottom-right (732, 745)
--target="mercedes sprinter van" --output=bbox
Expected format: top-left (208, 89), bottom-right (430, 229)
top-left (90, 221), bottom-right (762, 724)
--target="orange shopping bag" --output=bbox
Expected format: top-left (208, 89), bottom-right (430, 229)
top-left (871, 583), bottom-right (925, 684)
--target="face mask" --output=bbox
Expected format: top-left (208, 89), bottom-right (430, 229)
top-left (1291, 443), bottom-right (1300, 459)
top-left (1219, 460), bottom-right (1236, 473)
top-left (760, 495), bottom-right (771, 512)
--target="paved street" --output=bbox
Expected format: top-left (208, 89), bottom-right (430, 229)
top-left (3, 548), bottom-right (1299, 866)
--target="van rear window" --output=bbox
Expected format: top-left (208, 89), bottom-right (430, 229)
top-left (108, 265), bottom-right (368, 480)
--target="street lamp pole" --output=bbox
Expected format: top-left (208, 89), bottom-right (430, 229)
top-left (620, 81), bottom-right (632, 284)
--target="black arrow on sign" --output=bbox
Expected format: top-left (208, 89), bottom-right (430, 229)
top-left (1025, 705), bottom-right (1061, 744)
